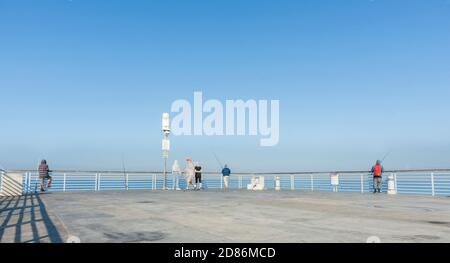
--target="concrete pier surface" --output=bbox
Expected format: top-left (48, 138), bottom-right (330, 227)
top-left (1, 190), bottom-right (450, 243)
top-left (0, 193), bottom-right (68, 243)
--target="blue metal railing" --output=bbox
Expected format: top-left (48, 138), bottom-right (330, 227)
top-left (1, 169), bottom-right (449, 196)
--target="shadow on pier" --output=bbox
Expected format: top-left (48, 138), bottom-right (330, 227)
top-left (0, 190), bottom-right (65, 243)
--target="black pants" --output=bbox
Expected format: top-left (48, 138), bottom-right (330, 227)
top-left (195, 174), bottom-right (202, 183)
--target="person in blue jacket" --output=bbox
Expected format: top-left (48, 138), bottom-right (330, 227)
top-left (222, 165), bottom-right (231, 191)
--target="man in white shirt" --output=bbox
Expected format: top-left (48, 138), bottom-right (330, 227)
top-left (183, 158), bottom-right (195, 190)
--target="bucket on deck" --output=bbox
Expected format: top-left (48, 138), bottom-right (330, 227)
top-left (248, 176), bottom-right (265, 191)
top-left (387, 174), bottom-right (397, 195)
top-left (275, 176), bottom-right (281, 191)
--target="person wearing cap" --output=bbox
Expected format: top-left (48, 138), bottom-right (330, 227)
top-left (38, 159), bottom-right (52, 192)
top-left (371, 160), bottom-right (384, 193)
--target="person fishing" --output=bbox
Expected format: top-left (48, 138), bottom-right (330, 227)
top-left (194, 162), bottom-right (203, 191)
top-left (222, 164), bottom-right (231, 191)
top-left (38, 159), bottom-right (52, 192)
top-left (371, 160), bottom-right (384, 193)
top-left (172, 160), bottom-right (181, 190)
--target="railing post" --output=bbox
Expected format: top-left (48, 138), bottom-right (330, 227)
top-left (152, 174), bottom-right (156, 190)
top-left (310, 174), bottom-right (314, 192)
top-left (126, 173), bottom-right (129, 190)
top-left (63, 173), bottom-right (67, 192)
top-left (151, 174), bottom-right (153, 190)
top-left (239, 175), bottom-right (242, 189)
top-left (394, 173), bottom-right (397, 193)
top-left (237, 175), bottom-right (240, 189)
top-left (360, 174), bottom-right (364, 193)
top-left (291, 175), bottom-right (295, 190)
top-left (30, 172), bottom-right (33, 193)
top-left (27, 172), bottom-right (30, 185)
top-left (220, 174), bottom-right (223, 189)
top-left (33, 172), bottom-right (37, 192)
top-left (98, 173), bottom-right (102, 190)
top-left (22, 172), bottom-right (27, 193)
top-left (271, 175), bottom-right (274, 190)
top-left (25, 172), bottom-right (29, 193)
top-left (431, 172), bottom-right (435, 196)
top-left (0, 170), bottom-right (4, 194)
top-left (28, 172), bottom-right (32, 193)
top-left (238, 176), bottom-right (241, 189)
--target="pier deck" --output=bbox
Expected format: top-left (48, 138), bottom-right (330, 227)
top-left (1, 190), bottom-right (450, 243)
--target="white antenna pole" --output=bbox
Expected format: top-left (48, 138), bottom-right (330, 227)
top-left (162, 113), bottom-right (171, 190)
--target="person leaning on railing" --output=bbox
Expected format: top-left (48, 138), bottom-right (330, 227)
top-left (371, 160), bottom-right (384, 194)
top-left (38, 159), bottom-right (53, 192)
top-left (222, 165), bottom-right (231, 191)
top-left (194, 162), bottom-right (203, 191)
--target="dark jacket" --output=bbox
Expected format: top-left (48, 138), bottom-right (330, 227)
top-left (222, 167), bottom-right (231, 176)
top-left (195, 166), bottom-right (202, 176)
top-left (39, 161), bottom-right (50, 177)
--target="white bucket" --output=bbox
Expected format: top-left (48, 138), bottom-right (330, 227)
top-left (275, 176), bottom-right (281, 191)
top-left (387, 174), bottom-right (397, 195)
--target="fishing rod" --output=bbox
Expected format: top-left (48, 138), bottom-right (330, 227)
top-left (212, 151), bottom-right (224, 170)
top-left (380, 150), bottom-right (392, 163)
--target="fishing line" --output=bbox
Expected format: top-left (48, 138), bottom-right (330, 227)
top-left (212, 151), bottom-right (223, 170)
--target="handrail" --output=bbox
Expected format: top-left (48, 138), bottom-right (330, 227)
top-left (2, 168), bottom-right (449, 196)
top-left (5, 168), bottom-right (450, 175)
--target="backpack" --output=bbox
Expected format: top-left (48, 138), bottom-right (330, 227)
top-left (373, 164), bottom-right (382, 177)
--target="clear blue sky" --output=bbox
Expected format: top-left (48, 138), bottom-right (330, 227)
top-left (1, 0), bottom-right (450, 172)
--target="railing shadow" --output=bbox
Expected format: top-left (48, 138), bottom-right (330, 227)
top-left (0, 192), bottom-right (64, 243)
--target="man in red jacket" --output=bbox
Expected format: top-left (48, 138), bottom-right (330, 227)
top-left (371, 160), bottom-right (384, 194)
